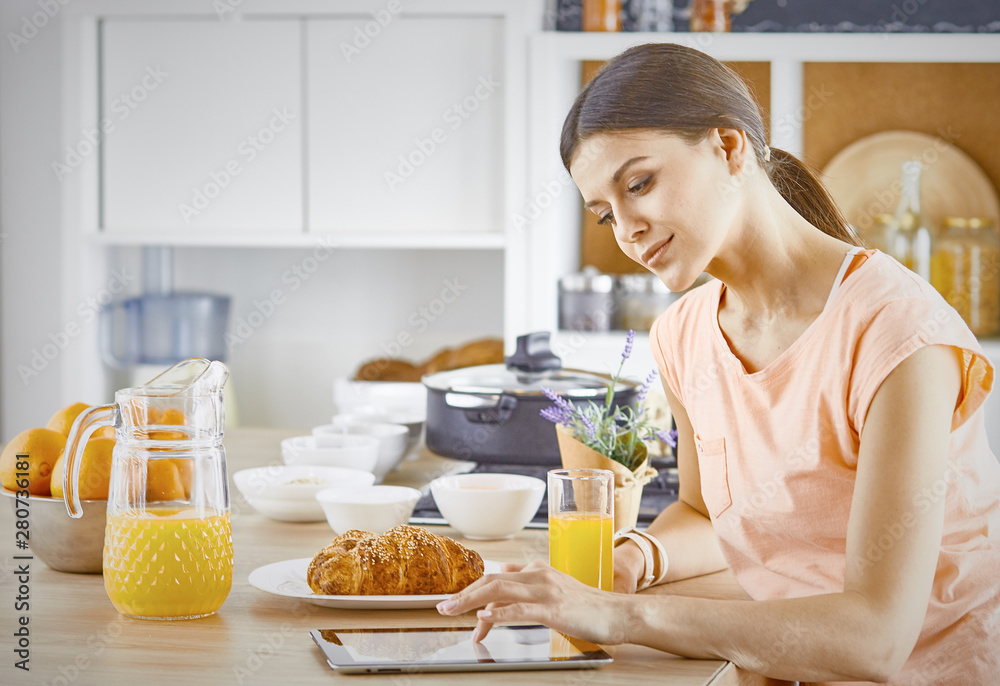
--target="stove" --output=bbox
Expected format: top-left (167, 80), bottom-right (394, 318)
top-left (410, 456), bottom-right (679, 528)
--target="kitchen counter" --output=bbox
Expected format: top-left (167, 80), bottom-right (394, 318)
top-left (0, 427), bottom-right (769, 686)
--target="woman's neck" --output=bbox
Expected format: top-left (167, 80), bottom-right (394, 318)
top-left (708, 176), bottom-right (853, 323)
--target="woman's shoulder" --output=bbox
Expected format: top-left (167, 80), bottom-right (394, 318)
top-left (842, 250), bottom-right (945, 315)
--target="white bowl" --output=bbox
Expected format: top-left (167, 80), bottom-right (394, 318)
top-left (332, 405), bottom-right (425, 443)
top-left (280, 434), bottom-right (379, 473)
top-left (315, 421), bottom-right (409, 481)
top-left (233, 465), bottom-right (376, 522)
top-left (430, 473), bottom-right (546, 540)
top-left (315, 485), bottom-right (422, 534)
top-left (333, 378), bottom-right (427, 414)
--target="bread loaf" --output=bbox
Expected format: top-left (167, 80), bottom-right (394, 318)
top-left (307, 525), bottom-right (484, 595)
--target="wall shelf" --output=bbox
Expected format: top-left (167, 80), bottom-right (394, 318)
top-left (85, 231), bottom-right (507, 250)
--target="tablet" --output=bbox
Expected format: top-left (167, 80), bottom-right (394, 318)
top-left (309, 624), bottom-right (614, 673)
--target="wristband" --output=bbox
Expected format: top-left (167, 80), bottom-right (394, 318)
top-left (614, 528), bottom-right (669, 591)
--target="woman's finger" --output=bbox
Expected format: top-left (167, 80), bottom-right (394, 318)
top-left (437, 573), bottom-right (536, 616)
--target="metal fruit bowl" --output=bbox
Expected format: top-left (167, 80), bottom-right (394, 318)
top-left (1, 488), bottom-right (106, 574)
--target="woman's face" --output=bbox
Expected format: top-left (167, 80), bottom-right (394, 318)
top-left (569, 130), bottom-right (743, 292)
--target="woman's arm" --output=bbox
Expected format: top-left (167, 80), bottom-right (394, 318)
top-left (441, 344), bottom-right (961, 682)
top-left (615, 380), bottom-right (726, 591)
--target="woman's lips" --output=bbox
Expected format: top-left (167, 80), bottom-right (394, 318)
top-left (642, 236), bottom-right (673, 268)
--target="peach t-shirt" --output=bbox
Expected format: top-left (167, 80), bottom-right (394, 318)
top-left (651, 250), bottom-right (1000, 685)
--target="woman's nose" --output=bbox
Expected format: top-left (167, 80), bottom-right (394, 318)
top-left (615, 212), bottom-right (647, 243)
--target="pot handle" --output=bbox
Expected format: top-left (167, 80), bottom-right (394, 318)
top-left (444, 392), bottom-right (518, 425)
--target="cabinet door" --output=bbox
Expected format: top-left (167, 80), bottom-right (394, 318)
top-left (307, 17), bottom-right (503, 234)
top-left (101, 20), bottom-right (302, 233)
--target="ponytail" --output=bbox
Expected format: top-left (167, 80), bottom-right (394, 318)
top-left (561, 42), bottom-right (863, 246)
top-left (764, 147), bottom-right (863, 246)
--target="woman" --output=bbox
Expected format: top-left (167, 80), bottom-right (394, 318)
top-left (437, 43), bottom-right (1000, 684)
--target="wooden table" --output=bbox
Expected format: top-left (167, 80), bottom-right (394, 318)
top-left (0, 427), bottom-right (760, 685)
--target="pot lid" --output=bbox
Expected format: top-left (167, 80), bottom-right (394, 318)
top-left (422, 364), bottom-right (634, 398)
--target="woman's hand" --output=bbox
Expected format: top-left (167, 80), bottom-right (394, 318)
top-left (436, 560), bottom-right (629, 645)
top-left (613, 540), bottom-right (645, 593)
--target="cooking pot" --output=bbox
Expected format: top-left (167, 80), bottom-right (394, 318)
top-left (422, 332), bottom-right (639, 465)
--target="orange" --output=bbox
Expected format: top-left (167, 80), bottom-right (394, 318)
top-left (146, 459), bottom-right (188, 501)
top-left (0, 428), bottom-right (68, 496)
top-left (147, 407), bottom-right (187, 441)
top-left (93, 425), bottom-right (116, 440)
top-left (50, 438), bottom-right (115, 500)
top-left (45, 402), bottom-right (91, 436)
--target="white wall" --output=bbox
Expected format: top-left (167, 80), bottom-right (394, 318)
top-left (168, 246), bottom-right (503, 429)
top-left (0, 0), bottom-right (67, 441)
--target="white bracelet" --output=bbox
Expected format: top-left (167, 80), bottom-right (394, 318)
top-left (614, 528), bottom-right (669, 591)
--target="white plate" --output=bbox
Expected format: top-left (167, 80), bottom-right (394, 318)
top-left (248, 557), bottom-right (501, 610)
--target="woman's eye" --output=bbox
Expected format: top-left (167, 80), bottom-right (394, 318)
top-left (597, 212), bottom-right (614, 227)
top-left (628, 176), bottom-right (651, 194)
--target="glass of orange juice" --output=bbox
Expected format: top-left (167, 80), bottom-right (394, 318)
top-left (547, 469), bottom-right (613, 591)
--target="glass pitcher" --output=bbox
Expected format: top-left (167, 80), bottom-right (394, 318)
top-left (62, 358), bottom-right (233, 620)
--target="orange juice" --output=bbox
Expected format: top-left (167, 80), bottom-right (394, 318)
top-left (549, 513), bottom-right (613, 591)
top-left (103, 509), bottom-right (233, 619)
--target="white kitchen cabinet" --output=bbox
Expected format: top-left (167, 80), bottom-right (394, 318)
top-left (101, 19), bottom-right (303, 234)
top-left (306, 17), bottom-right (504, 235)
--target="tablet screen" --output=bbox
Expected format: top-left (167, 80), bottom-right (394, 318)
top-left (310, 624), bottom-right (613, 673)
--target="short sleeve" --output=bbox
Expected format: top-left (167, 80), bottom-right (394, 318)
top-left (650, 310), bottom-right (683, 404)
top-left (849, 296), bottom-right (994, 433)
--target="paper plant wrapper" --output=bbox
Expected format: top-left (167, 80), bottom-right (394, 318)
top-left (555, 425), bottom-right (657, 533)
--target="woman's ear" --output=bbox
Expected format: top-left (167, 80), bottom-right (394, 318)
top-left (714, 128), bottom-right (750, 174)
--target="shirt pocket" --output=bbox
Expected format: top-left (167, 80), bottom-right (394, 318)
top-left (695, 436), bottom-right (732, 519)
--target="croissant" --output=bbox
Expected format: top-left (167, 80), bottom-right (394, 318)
top-left (307, 525), bottom-right (485, 595)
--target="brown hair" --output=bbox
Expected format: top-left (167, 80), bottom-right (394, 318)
top-left (560, 43), bottom-right (861, 245)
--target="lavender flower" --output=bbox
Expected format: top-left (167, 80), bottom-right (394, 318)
top-left (540, 405), bottom-right (572, 426)
top-left (621, 328), bottom-right (635, 363)
top-left (656, 429), bottom-right (678, 449)
top-left (537, 332), bottom-right (678, 471)
top-left (636, 369), bottom-right (659, 404)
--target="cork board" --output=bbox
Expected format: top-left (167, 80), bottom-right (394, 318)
top-left (802, 62), bottom-right (1000, 203)
top-left (578, 61), bottom-right (772, 272)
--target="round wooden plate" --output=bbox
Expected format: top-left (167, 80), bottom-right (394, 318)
top-left (820, 130), bottom-right (1000, 238)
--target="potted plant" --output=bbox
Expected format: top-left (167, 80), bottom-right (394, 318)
top-left (540, 330), bottom-right (677, 532)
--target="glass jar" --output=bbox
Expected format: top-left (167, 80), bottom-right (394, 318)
top-left (931, 217), bottom-right (1000, 338)
top-left (559, 268), bottom-right (616, 331)
top-left (616, 273), bottom-right (678, 331)
top-left (968, 218), bottom-right (1000, 337)
top-left (931, 217), bottom-right (971, 325)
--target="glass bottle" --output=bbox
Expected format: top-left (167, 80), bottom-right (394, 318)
top-left (884, 161), bottom-right (935, 282)
top-left (867, 213), bottom-right (894, 253)
top-left (968, 218), bottom-right (1000, 337)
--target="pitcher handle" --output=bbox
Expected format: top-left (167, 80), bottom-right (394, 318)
top-left (63, 403), bottom-right (117, 518)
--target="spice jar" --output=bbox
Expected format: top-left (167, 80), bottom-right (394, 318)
top-left (688, 0), bottom-right (730, 32)
top-left (582, 0), bottom-right (622, 31)
top-left (616, 273), bottom-right (679, 331)
top-left (559, 268), bottom-right (616, 331)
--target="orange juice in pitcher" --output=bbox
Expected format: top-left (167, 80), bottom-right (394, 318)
top-left (104, 508), bottom-right (233, 619)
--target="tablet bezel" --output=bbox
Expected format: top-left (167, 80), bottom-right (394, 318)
top-left (309, 624), bottom-right (614, 674)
